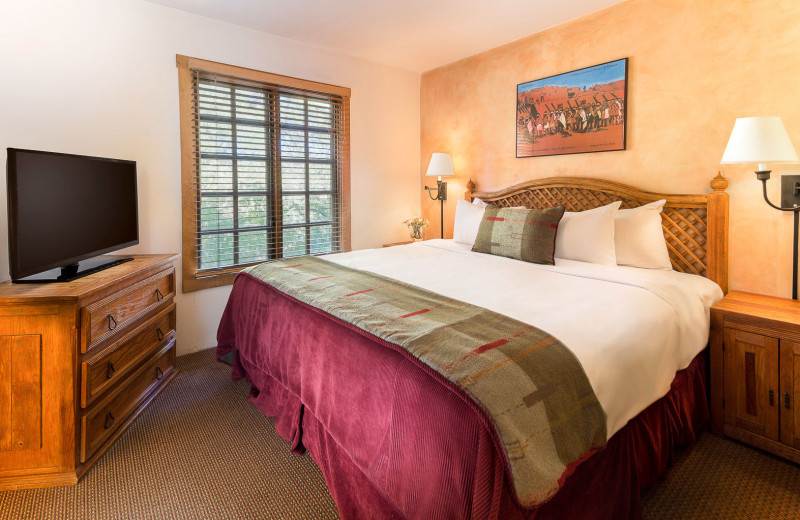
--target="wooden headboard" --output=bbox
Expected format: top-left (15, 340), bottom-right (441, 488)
top-left (466, 174), bottom-right (730, 293)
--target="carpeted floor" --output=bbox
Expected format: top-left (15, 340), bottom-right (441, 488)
top-left (2, 348), bottom-right (799, 519)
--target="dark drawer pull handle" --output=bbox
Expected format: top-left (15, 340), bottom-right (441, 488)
top-left (106, 362), bottom-right (115, 380)
top-left (155, 366), bottom-right (164, 380)
top-left (786, 392), bottom-right (791, 409)
top-left (104, 411), bottom-right (115, 430)
top-left (107, 314), bottom-right (117, 331)
top-left (157, 328), bottom-right (164, 341)
top-left (155, 288), bottom-right (164, 301)
top-left (769, 389), bottom-right (774, 406)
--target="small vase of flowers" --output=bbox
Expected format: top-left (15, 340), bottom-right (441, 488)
top-left (404, 217), bottom-right (429, 242)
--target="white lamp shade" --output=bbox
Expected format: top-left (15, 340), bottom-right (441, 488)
top-left (425, 153), bottom-right (455, 177)
top-left (720, 117), bottom-right (799, 165)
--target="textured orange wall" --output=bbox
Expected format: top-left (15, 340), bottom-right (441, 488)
top-left (420, 0), bottom-right (800, 297)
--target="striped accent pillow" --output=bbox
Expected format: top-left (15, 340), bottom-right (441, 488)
top-left (472, 206), bottom-right (565, 265)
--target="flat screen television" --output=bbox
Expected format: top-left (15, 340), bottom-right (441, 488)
top-left (7, 148), bottom-right (139, 283)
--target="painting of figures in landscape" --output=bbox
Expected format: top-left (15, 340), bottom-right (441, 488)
top-left (516, 58), bottom-right (628, 158)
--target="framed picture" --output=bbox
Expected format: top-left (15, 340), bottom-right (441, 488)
top-left (516, 58), bottom-right (628, 158)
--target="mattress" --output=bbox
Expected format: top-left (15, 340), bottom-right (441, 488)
top-left (324, 239), bottom-right (723, 438)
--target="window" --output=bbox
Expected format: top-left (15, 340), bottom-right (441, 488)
top-left (177, 56), bottom-right (350, 292)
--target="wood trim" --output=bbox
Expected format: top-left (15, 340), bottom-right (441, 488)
top-left (185, 271), bottom-right (239, 293)
top-left (196, 263), bottom-right (262, 278)
top-left (340, 97), bottom-right (352, 252)
top-left (723, 327), bottom-right (737, 427)
top-left (0, 470), bottom-right (78, 492)
top-left (468, 176), bottom-right (710, 207)
top-left (177, 55), bottom-right (352, 293)
top-left (176, 55), bottom-right (351, 98)
top-left (465, 174), bottom-right (729, 289)
top-left (714, 291), bottom-right (800, 328)
top-left (0, 255), bottom-right (178, 304)
top-left (707, 173), bottom-right (730, 293)
top-left (177, 55), bottom-right (202, 293)
top-left (794, 344), bottom-right (800, 449)
top-left (744, 350), bottom-right (757, 415)
top-left (724, 313), bottom-right (800, 344)
top-left (710, 309), bottom-right (725, 435)
top-left (780, 339), bottom-right (796, 446)
top-left (724, 424), bottom-right (800, 466)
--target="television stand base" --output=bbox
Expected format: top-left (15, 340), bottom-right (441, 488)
top-left (13, 256), bottom-right (134, 283)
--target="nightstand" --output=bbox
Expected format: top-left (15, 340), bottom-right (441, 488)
top-left (710, 291), bottom-right (800, 464)
top-left (382, 241), bottom-right (414, 247)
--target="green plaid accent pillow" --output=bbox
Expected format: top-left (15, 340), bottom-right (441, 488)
top-left (472, 206), bottom-right (565, 264)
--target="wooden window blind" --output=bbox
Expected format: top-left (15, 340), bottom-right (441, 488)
top-left (177, 56), bottom-right (351, 292)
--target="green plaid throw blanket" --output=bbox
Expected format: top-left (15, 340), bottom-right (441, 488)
top-left (243, 255), bottom-right (607, 506)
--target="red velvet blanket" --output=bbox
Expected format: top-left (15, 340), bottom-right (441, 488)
top-left (217, 273), bottom-right (709, 519)
top-left (240, 256), bottom-right (606, 506)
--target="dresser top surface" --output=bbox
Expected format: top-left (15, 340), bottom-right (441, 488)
top-left (0, 254), bottom-right (179, 303)
top-left (713, 290), bottom-right (800, 328)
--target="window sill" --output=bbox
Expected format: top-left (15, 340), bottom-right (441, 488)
top-left (182, 270), bottom-right (240, 293)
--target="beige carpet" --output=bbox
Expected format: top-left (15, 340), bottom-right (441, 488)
top-left (642, 428), bottom-right (800, 519)
top-left (0, 348), bottom-right (337, 520)
top-left (2, 348), bottom-right (799, 519)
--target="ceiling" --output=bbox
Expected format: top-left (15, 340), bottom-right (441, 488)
top-left (147, 0), bottom-right (629, 73)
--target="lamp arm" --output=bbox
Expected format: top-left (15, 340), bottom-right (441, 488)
top-left (424, 185), bottom-right (440, 201)
top-left (760, 178), bottom-right (800, 212)
top-left (756, 170), bottom-right (800, 300)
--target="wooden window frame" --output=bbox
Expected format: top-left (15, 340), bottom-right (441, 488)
top-left (177, 55), bottom-right (351, 293)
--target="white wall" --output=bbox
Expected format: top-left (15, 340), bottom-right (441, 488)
top-left (0, 0), bottom-right (421, 354)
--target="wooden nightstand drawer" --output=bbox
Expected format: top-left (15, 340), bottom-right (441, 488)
top-left (80, 268), bottom-right (175, 352)
top-left (80, 340), bottom-right (176, 463)
top-left (722, 328), bottom-right (779, 441)
top-left (81, 303), bottom-right (176, 408)
top-left (780, 339), bottom-right (800, 450)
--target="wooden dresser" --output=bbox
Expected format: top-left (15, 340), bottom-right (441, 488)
top-left (710, 291), bottom-right (800, 463)
top-left (0, 254), bottom-right (179, 490)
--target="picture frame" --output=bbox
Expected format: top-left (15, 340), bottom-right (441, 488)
top-left (516, 58), bottom-right (628, 158)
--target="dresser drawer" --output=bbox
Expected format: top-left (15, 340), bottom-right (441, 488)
top-left (81, 303), bottom-right (176, 408)
top-left (80, 341), bottom-right (176, 463)
top-left (81, 268), bottom-right (174, 352)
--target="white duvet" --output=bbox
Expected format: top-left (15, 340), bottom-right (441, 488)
top-left (326, 239), bottom-right (723, 438)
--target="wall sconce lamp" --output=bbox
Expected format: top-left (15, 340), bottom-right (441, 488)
top-left (721, 116), bottom-right (800, 299)
top-left (425, 153), bottom-right (455, 238)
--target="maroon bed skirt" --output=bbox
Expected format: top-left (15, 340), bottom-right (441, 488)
top-left (217, 274), bottom-right (709, 520)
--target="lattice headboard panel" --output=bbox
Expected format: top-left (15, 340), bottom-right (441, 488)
top-left (466, 176), bottom-right (729, 290)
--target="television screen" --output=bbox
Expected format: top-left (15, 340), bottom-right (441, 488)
top-left (7, 148), bottom-right (138, 281)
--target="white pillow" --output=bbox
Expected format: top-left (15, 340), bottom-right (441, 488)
top-left (615, 200), bottom-right (672, 270)
top-left (472, 197), bottom-right (489, 208)
top-left (555, 202), bottom-right (622, 265)
top-left (453, 199), bottom-right (486, 246)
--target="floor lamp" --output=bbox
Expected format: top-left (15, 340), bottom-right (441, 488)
top-left (424, 153), bottom-right (455, 238)
top-left (721, 116), bottom-right (800, 299)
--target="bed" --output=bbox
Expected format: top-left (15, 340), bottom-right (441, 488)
top-left (216, 175), bottom-right (730, 519)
